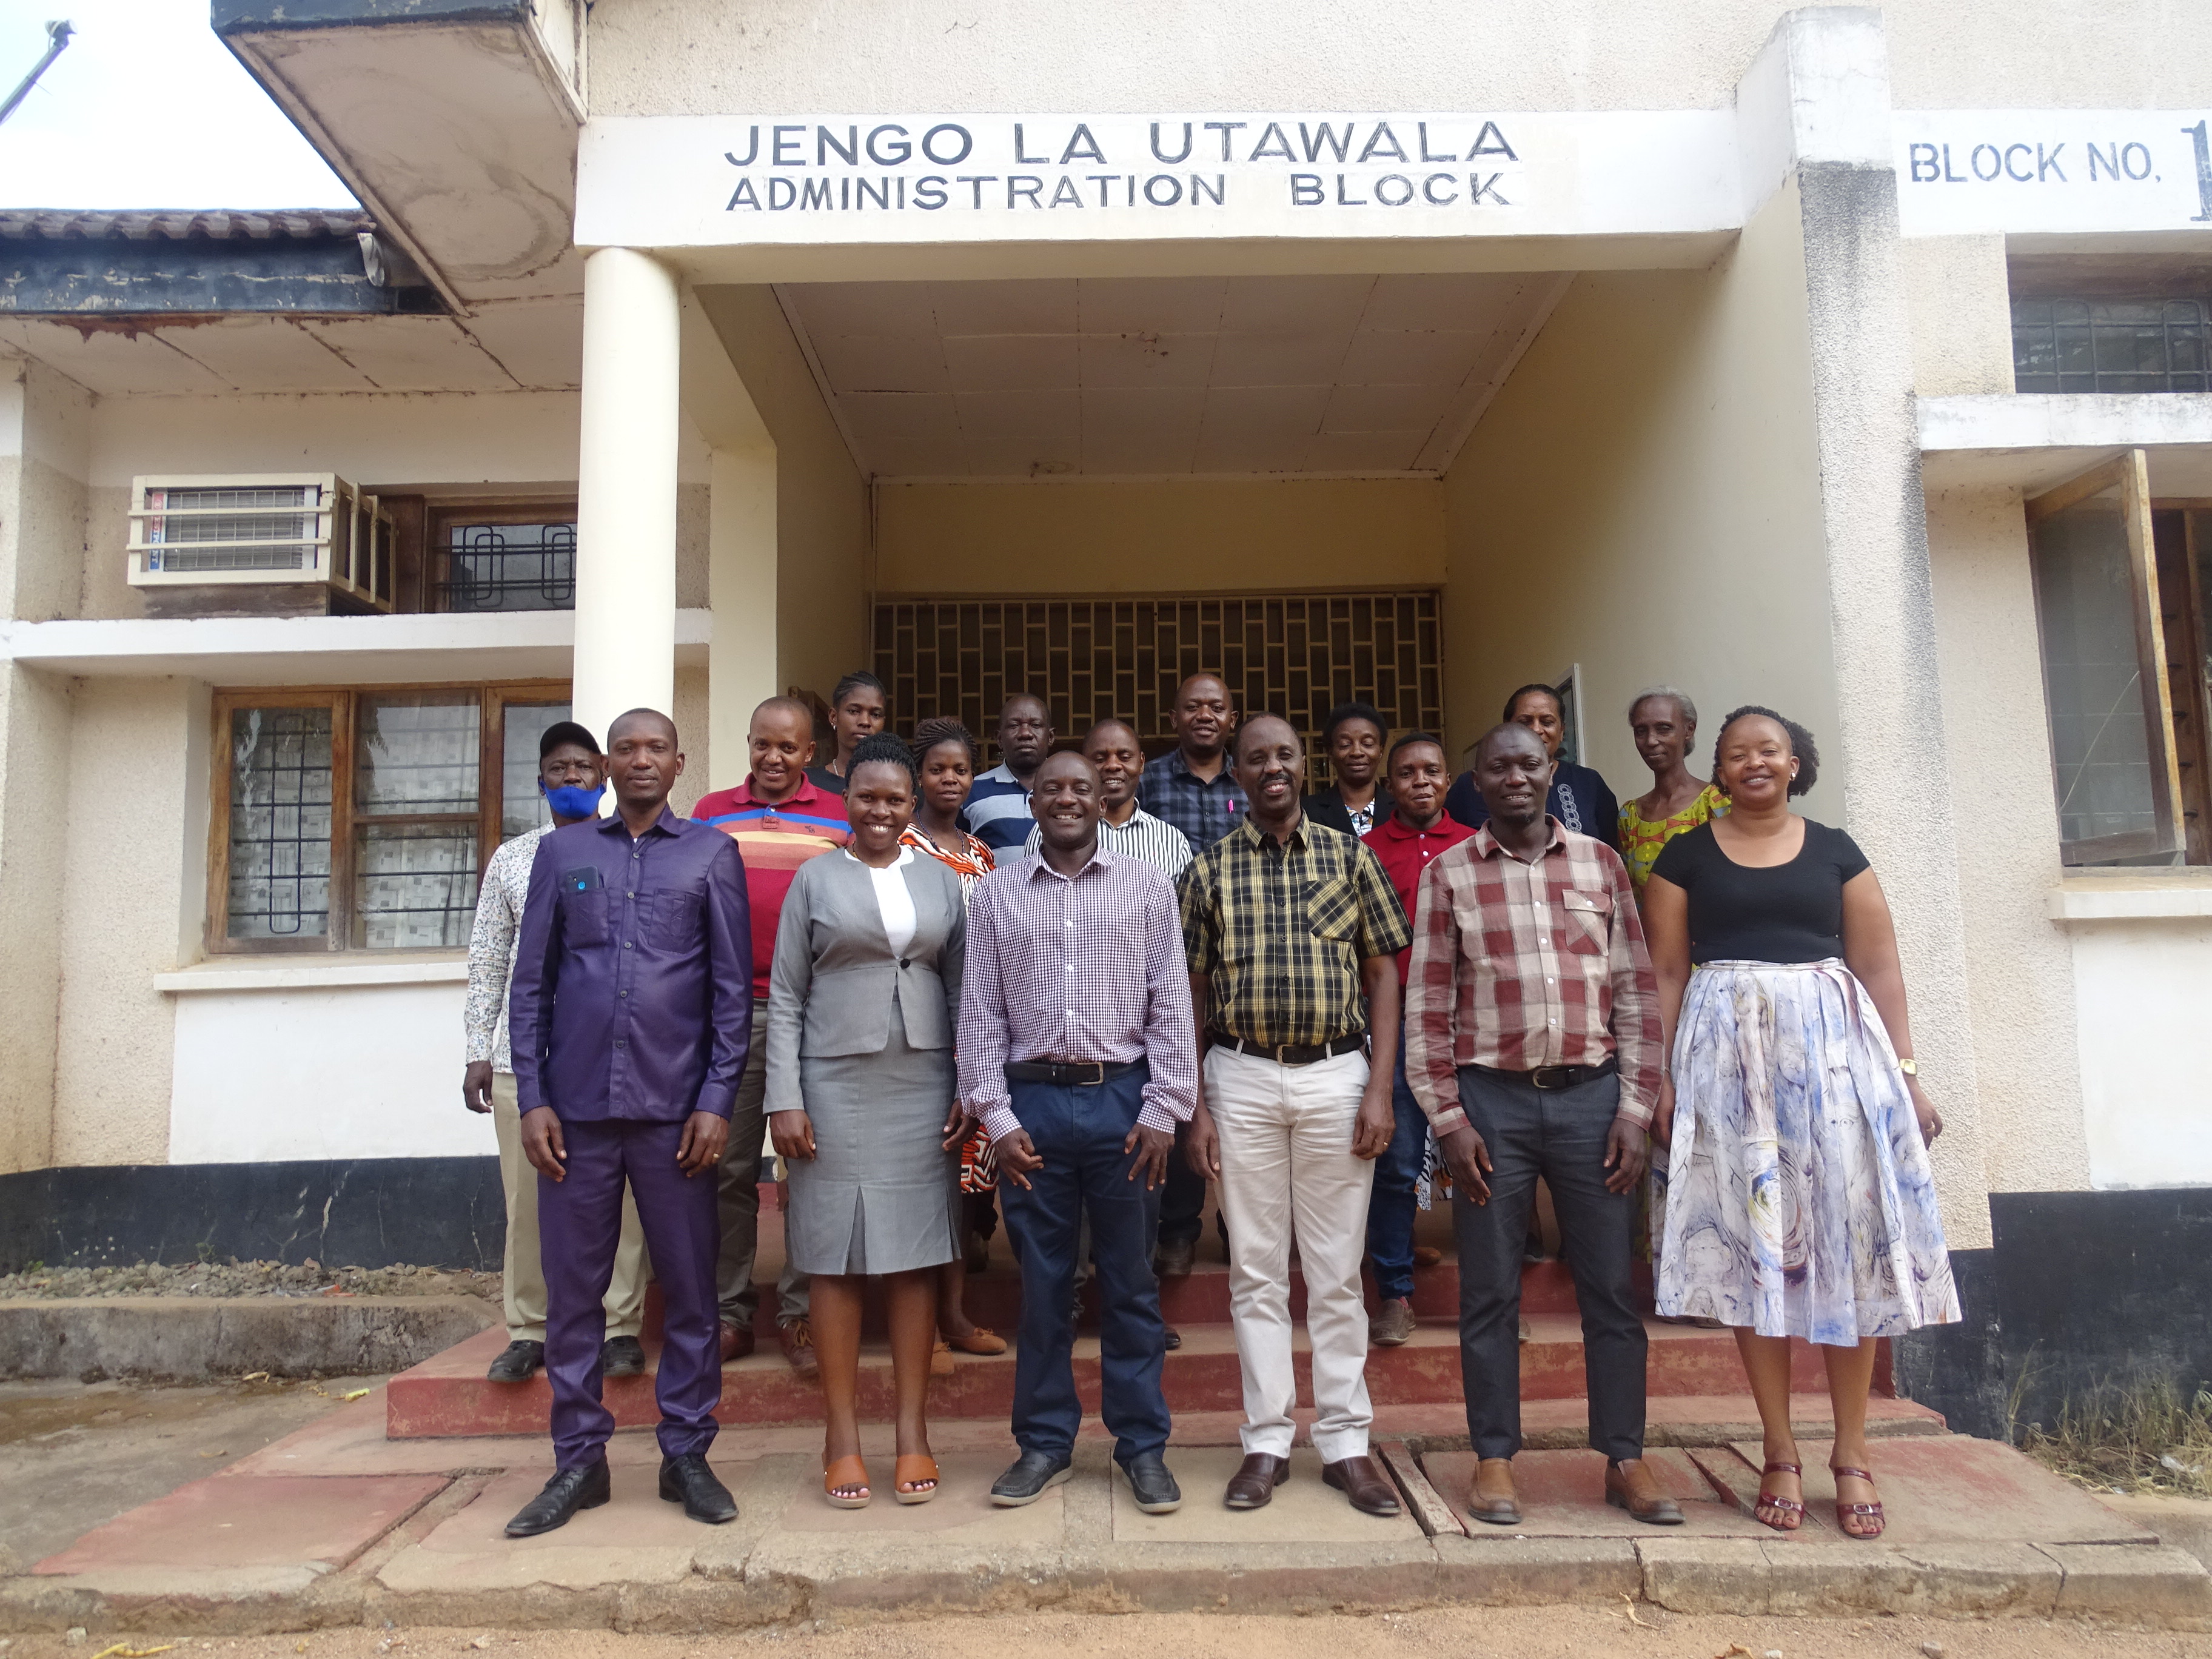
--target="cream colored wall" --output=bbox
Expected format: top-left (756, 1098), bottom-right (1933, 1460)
top-left (1924, 485), bottom-right (2088, 1191)
top-left (876, 477), bottom-right (1444, 597)
top-left (2064, 919), bottom-right (2212, 1189)
top-left (1900, 237), bottom-right (2015, 398)
top-left (696, 286), bottom-right (871, 709)
top-left (0, 665), bottom-right (72, 1173)
top-left (588, 0), bottom-right (2212, 118)
top-left (49, 677), bottom-right (207, 1167)
top-left (1439, 184), bottom-right (1840, 816)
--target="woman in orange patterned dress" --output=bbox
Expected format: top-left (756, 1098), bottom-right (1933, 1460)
top-left (902, 716), bottom-right (1010, 1359)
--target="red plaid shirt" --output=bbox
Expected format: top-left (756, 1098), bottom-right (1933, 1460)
top-left (1403, 817), bottom-right (1661, 1134)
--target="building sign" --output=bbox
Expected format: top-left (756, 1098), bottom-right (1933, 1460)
top-left (576, 111), bottom-right (1740, 249)
top-left (1894, 110), bottom-right (2212, 236)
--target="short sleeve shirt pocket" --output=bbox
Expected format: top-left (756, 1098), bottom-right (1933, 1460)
top-left (1560, 886), bottom-right (1612, 956)
top-left (1304, 873), bottom-right (1362, 942)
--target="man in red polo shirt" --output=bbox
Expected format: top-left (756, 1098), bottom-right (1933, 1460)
top-left (1359, 731), bottom-right (1476, 1346)
top-left (692, 696), bottom-right (852, 1376)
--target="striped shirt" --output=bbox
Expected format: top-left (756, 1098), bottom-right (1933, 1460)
top-left (960, 763), bottom-right (1036, 854)
top-left (902, 822), bottom-right (996, 897)
top-left (463, 823), bottom-right (551, 1073)
top-left (691, 776), bottom-right (852, 998)
top-left (957, 846), bottom-right (1198, 1143)
top-left (1178, 815), bottom-right (1411, 1049)
top-left (1021, 805), bottom-right (1192, 879)
top-left (1402, 817), bottom-right (1661, 1135)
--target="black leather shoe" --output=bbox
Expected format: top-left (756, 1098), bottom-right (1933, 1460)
top-left (1164, 1326), bottom-right (1182, 1350)
top-left (600, 1335), bottom-right (646, 1378)
top-left (990, 1448), bottom-right (1074, 1507)
top-left (504, 1458), bottom-right (609, 1537)
top-left (658, 1453), bottom-right (737, 1523)
top-left (485, 1339), bottom-right (545, 1382)
top-left (1122, 1453), bottom-right (1182, 1513)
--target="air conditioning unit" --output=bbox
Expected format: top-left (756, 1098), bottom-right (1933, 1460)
top-left (127, 474), bottom-right (395, 616)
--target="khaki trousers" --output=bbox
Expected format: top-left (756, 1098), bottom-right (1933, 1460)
top-left (493, 1071), bottom-right (647, 1343)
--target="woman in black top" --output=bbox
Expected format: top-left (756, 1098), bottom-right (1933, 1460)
top-left (1641, 708), bottom-right (1957, 1541)
top-left (1445, 683), bottom-right (1620, 851)
top-left (1302, 700), bottom-right (1390, 836)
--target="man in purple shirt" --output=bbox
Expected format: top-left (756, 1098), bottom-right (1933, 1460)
top-left (505, 708), bottom-right (751, 1538)
top-left (956, 751), bottom-right (1198, 1515)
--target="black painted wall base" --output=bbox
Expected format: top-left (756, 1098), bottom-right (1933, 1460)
top-left (1897, 1187), bottom-right (2212, 1441)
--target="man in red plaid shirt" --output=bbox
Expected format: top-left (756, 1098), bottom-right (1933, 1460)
top-left (1403, 722), bottom-right (1680, 1530)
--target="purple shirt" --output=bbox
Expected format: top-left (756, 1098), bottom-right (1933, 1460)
top-left (956, 844), bottom-right (1198, 1144)
top-left (509, 807), bottom-right (752, 1122)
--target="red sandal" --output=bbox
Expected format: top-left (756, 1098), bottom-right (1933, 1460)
top-left (1754, 1460), bottom-right (1805, 1532)
top-left (1829, 1464), bottom-right (1885, 1539)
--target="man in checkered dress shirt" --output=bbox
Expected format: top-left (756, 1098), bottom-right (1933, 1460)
top-left (1401, 721), bottom-right (1675, 1528)
top-left (958, 751), bottom-right (1196, 1511)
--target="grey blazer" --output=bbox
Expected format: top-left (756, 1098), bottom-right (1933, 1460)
top-left (764, 849), bottom-right (966, 1114)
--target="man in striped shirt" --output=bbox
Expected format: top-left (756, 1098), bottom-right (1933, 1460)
top-left (691, 697), bottom-right (849, 1376)
top-left (1022, 719), bottom-right (1191, 878)
top-left (962, 693), bottom-right (1054, 854)
top-left (1402, 721), bottom-right (1675, 1529)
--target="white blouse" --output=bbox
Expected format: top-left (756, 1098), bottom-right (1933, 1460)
top-left (848, 845), bottom-right (917, 957)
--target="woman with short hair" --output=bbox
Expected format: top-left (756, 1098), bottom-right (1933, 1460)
top-left (1618, 687), bottom-right (1726, 897)
top-left (1642, 707), bottom-right (1959, 1541)
top-left (1444, 682), bottom-right (1620, 851)
top-left (1302, 700), bottom-right (1391, 836)
top-left (811, 671), bottom-right (889, 791)
top-left (769, 731), bottom-right (966, 1507)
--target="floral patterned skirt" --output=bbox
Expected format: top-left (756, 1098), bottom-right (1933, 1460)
top-left (1655, 959), bottom-right (1960, 1344)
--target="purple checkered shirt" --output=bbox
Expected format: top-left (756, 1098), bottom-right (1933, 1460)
top-left (956, 844), bottom-right (1198, 1145)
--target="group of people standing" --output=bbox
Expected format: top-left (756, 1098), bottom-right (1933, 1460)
top-left (463, 667), bottom-right (1958, 1541)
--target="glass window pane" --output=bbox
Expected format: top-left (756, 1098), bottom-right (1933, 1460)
top-left (354, 824), bottom-right (478, 950)
top-left (357, 692), bottom-right (480, 816)
top-left (441, 522), bottom-right (577, 612)
top-left (227, 705), bottom-right (332, 939)
top-left (2014, 297), bottom-right (2212, 394)
top-left (501, 702), bottom-right (574, 838)
top-left (2030, 487), bottom-right (2159, 850)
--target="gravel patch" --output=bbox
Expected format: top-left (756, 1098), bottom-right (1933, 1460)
top-left (0, 1259), bottom-right (501, 1302)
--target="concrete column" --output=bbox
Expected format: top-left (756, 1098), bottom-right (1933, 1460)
top-left (708, 447), bottom-right (779, 789)
top-left (573, 246), bottom-right (682, 741)
top-left (1735, 8), bottom-right (1993, 1249)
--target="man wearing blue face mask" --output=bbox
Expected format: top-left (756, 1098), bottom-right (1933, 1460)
top-left (464, 720), bottom-right (650, 1383)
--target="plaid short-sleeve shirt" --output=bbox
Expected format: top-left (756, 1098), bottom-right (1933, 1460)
top-left (1177, 815), bottom-right (1412, 1048)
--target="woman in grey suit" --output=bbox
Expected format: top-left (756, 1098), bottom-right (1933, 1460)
top-left (768, 732), bottom-right (965, 1509)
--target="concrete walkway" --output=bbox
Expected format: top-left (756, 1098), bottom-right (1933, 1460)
top-left (5, 1382), bottom-right (2208, 1638)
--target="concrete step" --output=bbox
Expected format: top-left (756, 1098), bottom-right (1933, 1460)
top-left (385, 1312), bottom-right (1850, 1439)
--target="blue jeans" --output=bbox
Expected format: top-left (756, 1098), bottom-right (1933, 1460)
top-left (1363, 1033), bottom-right (1432, 1302)
top-left (997, 1065), bottom-right (1171, 1466)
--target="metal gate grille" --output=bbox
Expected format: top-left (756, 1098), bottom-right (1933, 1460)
top-left (872, 591), bottom-right (1443, 777)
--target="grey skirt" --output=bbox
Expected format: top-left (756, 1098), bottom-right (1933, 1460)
top-left (783, 1017), bottom-right (961, 1277)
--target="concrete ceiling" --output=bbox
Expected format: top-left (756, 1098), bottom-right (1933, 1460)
top-left (776, 271), bottom-right (1569, 479)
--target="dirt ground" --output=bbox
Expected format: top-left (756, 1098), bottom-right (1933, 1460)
top-left (1, 1610), bottom-right (2208, 1659)
top-left (0, 1376), bottom-right (380, 1570)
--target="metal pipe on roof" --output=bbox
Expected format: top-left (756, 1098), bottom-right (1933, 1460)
top-left (0, 19), bottom-right (73, 129)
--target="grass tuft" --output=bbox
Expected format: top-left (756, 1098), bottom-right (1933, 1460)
top-left (2014, 1370), bottom-right (2212, 1499)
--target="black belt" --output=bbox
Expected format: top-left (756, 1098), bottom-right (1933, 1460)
top-left (1474, 1057), bottom-right (1618, 1091)
top-left (1005, 1059), bottom-right (1144, 1087)
top-left (1212, 1031), bottom-right (1367, 1067)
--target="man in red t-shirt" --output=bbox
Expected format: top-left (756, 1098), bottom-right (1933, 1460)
top-left (1359, 732), bottom-right (1476, 1347)
top-left (691, 696), bottom-right (852, 1376)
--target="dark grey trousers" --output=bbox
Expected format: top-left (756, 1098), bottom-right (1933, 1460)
top-left (1451, 1064), bottom-right (1646, 1462)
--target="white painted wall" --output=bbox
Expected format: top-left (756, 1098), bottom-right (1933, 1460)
top-left (2066, 921), bottom-right (2212, 1190)
top-left (167, 982), bottom-right (495, 1164)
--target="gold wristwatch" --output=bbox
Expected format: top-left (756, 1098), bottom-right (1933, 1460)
top-left (1897, 1057), bottom-right (1918, 1076)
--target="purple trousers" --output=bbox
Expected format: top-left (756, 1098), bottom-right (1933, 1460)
top-left (540, 1118), bottom-right (721, 1469)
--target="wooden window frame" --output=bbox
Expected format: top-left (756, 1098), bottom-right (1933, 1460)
top-left (207, 678), bottom-right (570, 956)
top-left (2025, 451), bottom-right (2188, 865)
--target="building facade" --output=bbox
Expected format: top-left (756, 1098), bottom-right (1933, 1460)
top-left (3, 0), bottom-right (2210, 1433)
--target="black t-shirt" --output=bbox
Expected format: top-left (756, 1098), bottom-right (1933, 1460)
top-left (1649, 818), bottom-right (1871, 965)
top-left (806, 764), bottom-right (846, 796)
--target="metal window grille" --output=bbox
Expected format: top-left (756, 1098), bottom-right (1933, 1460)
top-left (2013, 298), bottom-right (2212, 394)
top-left (352, 693), bottom-right (482, 949)
top-left (437, 521), bottom-right (577, 612)
top-left (873, 591), bottom-right (1444, 782)
top-left (227, 706), bottom-right (333, 939)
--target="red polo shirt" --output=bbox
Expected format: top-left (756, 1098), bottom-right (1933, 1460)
top-left (691, 776), bottom-right (851, 999)
top-left (1362, 811), bottom-right (1479, 983)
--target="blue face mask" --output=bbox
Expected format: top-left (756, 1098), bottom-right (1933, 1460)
top-left (543, 782), bottom-right (603, 820)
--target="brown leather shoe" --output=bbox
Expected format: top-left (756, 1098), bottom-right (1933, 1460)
top-left (1322, 1454), bottom-right (1403, 1517)
top-left (718, 1320), bottom-right (755, 1363)
top-left (1469, 1456), bottom-right (1521, 1525)
top-left (779, 1318), bottom-right (819, 1380)
top-left (1222, 1452), bottom-right (1289, 1510)
top-left (1605, 1457), bottom-right (1684, 1526)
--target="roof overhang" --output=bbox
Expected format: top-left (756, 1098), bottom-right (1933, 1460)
top-left (213, 0), bottom-right (585, 315)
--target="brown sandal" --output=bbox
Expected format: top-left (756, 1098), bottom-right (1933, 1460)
top-left (945, 1327), bottom-right (1008, 1356)
top-left (1754, 1460), bottom-right (1805, 1532)
top-left (894, 1453), bottom-right (940, 1505)
top-left (1829, 1464), bottom-right (1885, 1539)
top-left (823, 1453), bottom-right (871, 1509)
